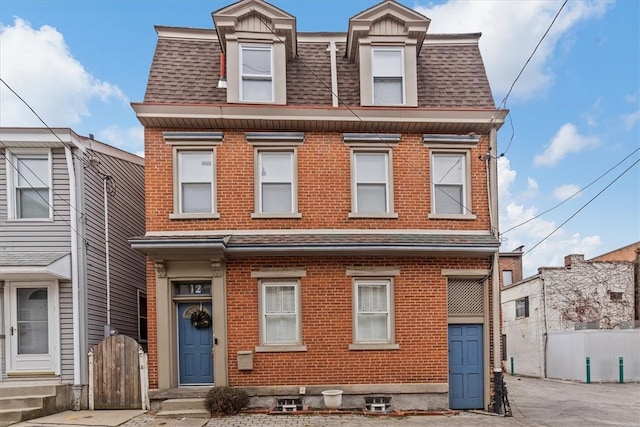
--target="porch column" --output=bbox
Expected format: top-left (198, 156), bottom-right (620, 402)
top-left (154, 260), bottom-right (174, 389)
top-left (211, 260), bottom-right (228, 386)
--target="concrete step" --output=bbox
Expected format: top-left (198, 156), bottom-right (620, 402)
top-left (0, 385), bottom-right (57, 398)
top-left (161, 398), bottom-right (206, 412)
top-left (156, 409), bottom-right (210, 419)
top-left (0, 406), bottom-right (42, 427)
top-left (0, 395), bottom-right (47, 410)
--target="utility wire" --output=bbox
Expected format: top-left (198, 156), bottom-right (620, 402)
top-left (499, 0), bottom-right (567, 110)
top-left (498, 0), bottom-right (567, 157)
top-left (523, 158), bottom-right (639, 257)
top-left (253, 10), bottom-right (477, 216)
top-left (501, 147), bottom-right (640, 234)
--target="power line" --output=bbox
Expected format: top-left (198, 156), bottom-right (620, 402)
top-left (498, 0), bottom-right (567, 157)
top-left (252, 10), bottom-right (478, 216)
top-left (523, 158), bottom-right (640, 257)
top-left (501, 147), bottom-right (640, 235)
top-left (499, 0), bottom-right (567, 110)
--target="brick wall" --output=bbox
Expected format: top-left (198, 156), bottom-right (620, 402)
top-left (143, 128), bottom-right (491, 232)
top-left (225, 255), bottom-right (491, 387)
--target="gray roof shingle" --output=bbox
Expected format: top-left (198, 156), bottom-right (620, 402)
top-left (144, 31), bottom-right (496, 109)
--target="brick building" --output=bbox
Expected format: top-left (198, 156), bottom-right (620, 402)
top-left (130, 0), bottom-right (507, 411)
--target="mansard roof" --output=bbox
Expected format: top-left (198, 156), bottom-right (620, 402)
top-left (143, 30), bottom-right (495, 109)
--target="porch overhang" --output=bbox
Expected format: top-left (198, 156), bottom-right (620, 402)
top-left (129, 231), bottom-right (499, 260)
top-left (0, 252), bottom-right (71, 280)
top-left (132, 103), bottom-right (507, 134)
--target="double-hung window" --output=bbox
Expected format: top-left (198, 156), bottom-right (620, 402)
top-left (259, 280), bottom-right (302, 349)
top-left (178, 150), bottom-right (214, 214)
top-left (432, 152), bottom-right (467, 215)
top-left (240, 44), bottom-right (273, 102)
top-left (164, 131), bottom-right (222, 219)
top-left (355, 279), bottom-right (391, 343)
top-left (372, 48), bottom-right (404, 105)
top-left (8, 150), bottom-right (52, 220)
top-left (354, 151), bottom-right (390, 214)
top-left (258, 151), bottom-right (294, 213)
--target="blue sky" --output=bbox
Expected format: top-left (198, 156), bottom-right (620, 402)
top-left (1, 0), bottom-right (638, 276)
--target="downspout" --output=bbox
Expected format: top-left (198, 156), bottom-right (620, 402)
top-left (64, 146), bottom-right (82, 409)
top-left (489, 125), bottom-right (503, 412)
top-left (541, 276), bottom-right (549, 378)
top-left (103, 175), bottom-right (112, 334)
top-left (328, 41), bottom-right (339, 107)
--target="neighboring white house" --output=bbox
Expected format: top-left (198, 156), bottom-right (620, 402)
top-left (501, 245), bottom-right (639, 380)
top-left (0, 128), bottom-right (146, 421)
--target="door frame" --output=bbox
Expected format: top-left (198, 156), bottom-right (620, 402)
top-left (4, 281), bottom-right (60, 375)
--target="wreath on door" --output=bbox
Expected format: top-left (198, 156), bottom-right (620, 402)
top-left (190, 309), bottom-right (212, 329)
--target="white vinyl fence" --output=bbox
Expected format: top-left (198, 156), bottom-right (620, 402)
top-left (546, 329), bottom-right (640, 382)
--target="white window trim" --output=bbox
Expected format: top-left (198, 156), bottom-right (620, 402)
top-left (251, 148), bottom-right (301, 218)
top-left (165, 133), bottom-right (223, 220)
top-left (371, 47), bottom-right (406, 106)
top-left (6, 148), bottom-right (53, 221)
top-left (428, 149), bottom-right (476, 220)
top-left (240, 43), bottom-right (274, 103)
top-left (256, 276), bottom-right (306, 353)
top-left (350, 277), bottom-right (399, 351)
top-left (348, 149), bottom-right (397, 219)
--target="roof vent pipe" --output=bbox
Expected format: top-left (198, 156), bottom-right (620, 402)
top-left (218, 53), bottom-right (227, 88)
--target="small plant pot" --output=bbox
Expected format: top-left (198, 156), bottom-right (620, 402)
top-left (322, 389), bottom-right (343, 409)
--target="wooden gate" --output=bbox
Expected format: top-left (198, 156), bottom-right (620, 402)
top-left (88, 335), bottom-right (149, 409)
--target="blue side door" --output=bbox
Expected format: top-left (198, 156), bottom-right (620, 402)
top-left (178, 302), bottom-right (213, 385)
top-left (448, 324), bottom-right (483, 409)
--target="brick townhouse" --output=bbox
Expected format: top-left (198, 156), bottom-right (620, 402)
top-left (130, 0), bottom-right (507, 411)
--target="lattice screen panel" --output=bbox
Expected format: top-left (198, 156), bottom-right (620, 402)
top-left (448, 278), bottom-right (484, 315)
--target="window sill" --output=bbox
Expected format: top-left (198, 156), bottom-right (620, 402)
top-left (348, 212), bottom-right (398, 219)
top-left (6, 218), bottom-right (54, 223)
top-left (169, 213), bottom-right (220, 220)
top-left (349, 343), bottom-right (400, 351)
top-left (428, 213), bottom-right (477, 220)
top-left (255, 345), bottom-right (307, 353)
top-left (251, 212), bottom-right (302, 219)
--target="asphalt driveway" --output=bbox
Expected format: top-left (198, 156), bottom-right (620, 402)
top-left (505, 375), bottom-right (640, 427)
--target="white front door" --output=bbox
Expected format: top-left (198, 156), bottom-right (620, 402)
top-left (5, 282), bottom-right (59, 374)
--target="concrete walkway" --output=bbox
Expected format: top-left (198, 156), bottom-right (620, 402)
top-left (11, 376), bottom-right (640, 427)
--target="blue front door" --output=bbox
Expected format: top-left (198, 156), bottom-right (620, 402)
top-left (448, 324), bottom-right (483, 409)
top-left (178, 302), bottom-right (213, 385)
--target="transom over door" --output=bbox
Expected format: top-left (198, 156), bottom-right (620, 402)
top-left (448, 324), bottom-right (484, 409)
top-left (6, 282), bottom-right (59, 374)
top-left (177, 302), bottom-right (213, 385)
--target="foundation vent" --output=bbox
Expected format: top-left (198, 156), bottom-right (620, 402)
top-left (365, 396), bottom-right (391, 412)
top-left (276, 398), bottom-right (303, 412)
top-left (448, 278), bottom-right (484, 315)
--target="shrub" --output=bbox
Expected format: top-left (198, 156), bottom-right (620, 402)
top-left (204, 386), bottom-right (249, 415)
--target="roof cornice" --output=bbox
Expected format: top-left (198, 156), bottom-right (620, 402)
top-left (132, 103), bottom-right (507, 133)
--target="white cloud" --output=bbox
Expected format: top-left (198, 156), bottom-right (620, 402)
top-left (414, 0), bottom-right (612, 103)
top-left (97, 125), bottom-right (144, 157)
top-left (533, 123), bottom-right (599, 167)
top-left (498, 155), bottom-right (601, 276)
top-left (552, 184), bottom-right (581, 200)
top-left (623, 110), bottom-right (640, 129)
top-left (0, 18), bottom-right (127, 127)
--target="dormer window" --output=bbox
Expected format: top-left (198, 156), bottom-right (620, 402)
top-left (212, 0), bottom-right (296, 106)
top-left (240, 44), bottom-right (273, 103)
top-left (372, 48), bottom-right (405, 105)
top-left (346, 0), bottom-right (429, 108)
